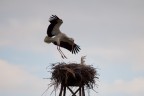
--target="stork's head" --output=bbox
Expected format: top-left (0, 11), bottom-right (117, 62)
top-left (49, 15), bottom-right (63, 24)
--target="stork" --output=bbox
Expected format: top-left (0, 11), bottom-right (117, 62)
top-left (44, 15), bottom-right (81, 59)
top-left (81, 56), bottom-right (86, 65)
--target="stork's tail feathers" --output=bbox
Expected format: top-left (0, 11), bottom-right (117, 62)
top-left (44, 36), bottom-right (52, 43)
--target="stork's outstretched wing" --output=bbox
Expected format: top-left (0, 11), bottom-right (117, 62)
top-left (47, 15), bottom-right (62, 37)
top-left (49, 15), bottom-right (59, 23)
top-left (53, 41), bottom-right (81, 54)
top-left (47, 23), bottom-right (57, 37)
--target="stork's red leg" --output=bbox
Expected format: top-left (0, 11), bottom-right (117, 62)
top-left (57, 46), bottom-right (67, 59)
top-left (60, 49), bottom-right (67, 59)
top-left (59, 47), bottom-right (67, 59)
top-left (57, 46), bottom-right (64, 58)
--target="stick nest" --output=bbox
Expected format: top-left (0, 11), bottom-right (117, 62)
top-left (50, 62), bottom-right (99, 89)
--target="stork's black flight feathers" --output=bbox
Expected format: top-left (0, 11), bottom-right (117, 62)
top-left (53, 41), bottom-right (81, 54)
top-left (47, 15), bottom-right (61, 37)
top-left (47, 23), bottom-right (56, 37)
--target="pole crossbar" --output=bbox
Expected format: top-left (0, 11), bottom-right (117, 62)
top-left (59, 84), bottom-right (85, 96)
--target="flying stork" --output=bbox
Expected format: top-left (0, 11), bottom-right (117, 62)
top-left (44, 15), bottom-right (81, 59)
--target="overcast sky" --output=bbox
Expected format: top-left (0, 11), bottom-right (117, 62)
top-left (0, 0), bottom-right (144, 96)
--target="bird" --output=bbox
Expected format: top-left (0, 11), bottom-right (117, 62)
top-left (80, 56), bottom-right (86, 65)
top-left (44, 15), bottom-right (81, 59)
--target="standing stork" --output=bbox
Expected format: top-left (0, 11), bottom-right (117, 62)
top-left (44, 15), bottom-right (81, 59)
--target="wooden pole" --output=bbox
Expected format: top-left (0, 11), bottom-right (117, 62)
top-left (79, 86), bottom-right (82, 96)
top-left (59, 84), bottom-right (63, 96)
top-left (82, 86), bottom-right (85, 96)
top-left (63, 86), bottom-right (66, 96)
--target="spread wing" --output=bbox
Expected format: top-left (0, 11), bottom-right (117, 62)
top-left (47, 22), bottom-right (57, 37)
top-left (53, 41), bottom-right (81, 54)
top-left (47, 15), bottom-right (60, 37)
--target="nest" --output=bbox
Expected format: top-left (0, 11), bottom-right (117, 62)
top-left (50, 62), bottom-right (99, 89)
